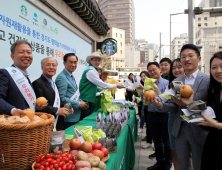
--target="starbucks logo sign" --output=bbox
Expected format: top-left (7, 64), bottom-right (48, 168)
top-left (101, 39), bottom-right (117, 56)
top-left (20, 5), bottom-right (27, 16)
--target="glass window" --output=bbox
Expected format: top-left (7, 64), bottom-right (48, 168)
top-left (205, 23), bottom-right (208, 26)
top-left (120, 34), bottom-right (122, 38)
top-left (204, 17), bottom-right (207, 20)
top-left (116, 33), bottom-right (117, 37)
top-left (198, 17), bottom-right (201, 21)
top-left (198, 23), bottom-right (201, 27)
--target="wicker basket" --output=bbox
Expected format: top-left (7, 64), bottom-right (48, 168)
top-left (0, 112), bottom-right (54, 170)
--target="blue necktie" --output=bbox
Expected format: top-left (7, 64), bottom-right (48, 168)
top-left (71, 75), bottom-right (77, 89)
top-left (50, 81), bottom-right (55, 91)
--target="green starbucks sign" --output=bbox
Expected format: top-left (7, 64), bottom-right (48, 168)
top-left (101, 39), bottom-right (117, 56)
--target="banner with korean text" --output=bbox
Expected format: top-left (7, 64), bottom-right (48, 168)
top-left (0, 0), bottom-right (91, 84)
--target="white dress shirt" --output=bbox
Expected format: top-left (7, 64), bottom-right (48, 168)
top-left (184, 69), bottom-right (199, 85)
top-left (86, 70), bottom-right (117, 89)
top-left (124, 79), bottom-right (134, 92)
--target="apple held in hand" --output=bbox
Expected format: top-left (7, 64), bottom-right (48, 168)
top-left (180, 85), bottom-right (193, 98)
top-left (70, 138), bottom-right (81, 150)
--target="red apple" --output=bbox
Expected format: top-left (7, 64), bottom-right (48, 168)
top-left (92, 143), bottom-right (103, 150)
top-left (70, 150), bottom-right (79, 156)
top-left (70, 138), bottom-right (81, 150)
top-left (92, 150), bottom-right (104, 160)
top-left (80, 141), bottom-right (92, 153)
top-left (101, 148), bottom-right (109, 157)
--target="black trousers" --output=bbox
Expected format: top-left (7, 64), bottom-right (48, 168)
top-left (144, 106), bottom-right (153, 143)
top-left (125, 90), bottom-right (133, 101)
top-left (80, 102), bottom-right (92, 120)
top-left (147, 112), bottom-right (172, 168)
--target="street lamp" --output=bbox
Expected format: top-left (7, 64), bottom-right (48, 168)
top-left (170, 12), bottom-right (184, 60)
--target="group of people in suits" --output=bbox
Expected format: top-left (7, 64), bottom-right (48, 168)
top-left (1, 40), bottom-right (222, 170)
top-left (0, 40), bottom-right (123, 131)
top-left (140, 44), bottom-right (222, 170)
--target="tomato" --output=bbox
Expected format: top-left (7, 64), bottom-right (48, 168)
top-left (40, 156), bottom-right (45, 161)
top-left (58, 168), bottom-right (62, 170)
top-left (46, 153), bottom-right (53, 159)
top-left (43, 162), bottom-right (49, 167)
top-left (55, 151), bottom-right (62, 155)
top-left (62, 157), bottom-right (69, 163)
top-left (58, 161), bottom-right (65, 167)
top-left (101, 148), bottom-right (109, 157)
top-left (54, 163), bottom-right (59, 169)
top-left (73, 160), bottom-right (78, 164)
top-left (71, 165), bottom-right (75, 170)
top-left (68, 160), bottom-right (73, 165)
top-left (35, 163), bottom-right (41, 168)
top-left (67, 164), bottom-right (72, 170)
top-left (40, 165), bottom-right (45, 170)
top-left (62, 164), bottom-right (67, 170)
top-left (61, 154), bottom-right (66, 157)
top-left (51, 160), bottom-right (57, 165)
top-left (66, 154), bottom-right (71, 159)
top-left (40, 161), bottom-right (45, 165)
top-left (45, 167), bottom-right (50, 170)
top-left (47, 158), bottom-right (53, 164)
top-left (49, 165), bottom-right (54, 169)
top-left (36, 157), bottom-right (41, 162)
top-left (92, 143), bottom-right (103, 150)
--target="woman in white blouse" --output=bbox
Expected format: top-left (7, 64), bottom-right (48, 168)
top-left (124, 73), bottom-right (134, 101)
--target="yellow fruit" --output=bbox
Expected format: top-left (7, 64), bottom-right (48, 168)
top-left (180, 85), bottom-right (193, 98)
top-left (36, 97), bottom-right (47, 106)
top-left (144, 91), bottom-right (155, 98)
top-left (21, 108), bottom-right (35, 121)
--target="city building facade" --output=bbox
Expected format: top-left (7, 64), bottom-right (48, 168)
top-left (99, 0), bottom-right (135, 44)
top-left (171, 33), bottom-right (189, 60)
top-left (99, 27), bottom-right (126, 70)
top-left (195, 0), bottom-right (222, 74)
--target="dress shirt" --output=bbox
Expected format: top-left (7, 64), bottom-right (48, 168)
top-left (124, 79), bottom-right (134, 92)
top-left (184, 69), bottom-right (199, 85)
top-left (42, 74), bottom-right (55, 90)
top-left (42, 74), bottom-right (58, 115)
top-left (86, 70), bottom-right (117, 89)
top-left (65, 69), bottom-right (78, 89)
top-left (148, 77), bottom-right (169, 112)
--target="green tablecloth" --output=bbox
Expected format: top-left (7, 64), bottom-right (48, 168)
top-left (65, 108), bottom-right (137, 170)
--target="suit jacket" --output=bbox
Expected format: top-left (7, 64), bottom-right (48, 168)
top-left (160, 71), bottom-right (210, 145)
top-left (55, 69), bottom-right (81, 123)
top-left (0, 68), bottom-right (29, 115)
top-left (32, 75), bottom-right (64, 130)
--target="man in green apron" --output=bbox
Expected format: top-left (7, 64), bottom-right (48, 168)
top-left (79, 52), bottom-right (124, 119)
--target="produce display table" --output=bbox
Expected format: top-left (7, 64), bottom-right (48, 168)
top-left (65, 108), bottom-right (137, 170)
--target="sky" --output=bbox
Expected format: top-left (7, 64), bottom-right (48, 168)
top-left (134, 0), bottom-right (202, 54)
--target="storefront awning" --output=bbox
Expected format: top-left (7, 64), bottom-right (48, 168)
top-left (64, 0), bottom-right (109, 36)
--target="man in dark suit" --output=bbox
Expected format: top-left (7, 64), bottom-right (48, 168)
top-left (0, 40), bottom-right (45, 116)
top-left (32, 57), bottom-right (70, 130)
